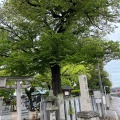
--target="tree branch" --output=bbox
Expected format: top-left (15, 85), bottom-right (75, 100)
top-left (0, 21), bottom-right (22, 41)
top-left (86, 13), bottom-right (103, 30)
top-left (25, 0), bottom-right (40, 7)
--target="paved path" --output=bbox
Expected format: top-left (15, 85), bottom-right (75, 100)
top-left (106, 96), bottom-right (120, 120)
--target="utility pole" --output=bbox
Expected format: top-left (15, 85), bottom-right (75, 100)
top-left (97, 63), bottom-right (106, 119)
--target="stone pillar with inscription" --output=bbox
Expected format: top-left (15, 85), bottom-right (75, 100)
top-left (77, 75), bottom-right (100, 120)
top-left (79, 75), bottom-right (91, 111)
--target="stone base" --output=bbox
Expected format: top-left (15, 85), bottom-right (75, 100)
top-left (21, 108), bottom-right (29, 120)
top-left (77, 117), bottom-right (99, 120)
top-left (0, 106), bottom-right (12, 120)
top-left (77, 111), bottom-right (100, 120)
top-left (0, 115), bottom-right (12, 120)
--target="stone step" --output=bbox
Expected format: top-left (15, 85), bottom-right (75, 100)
top-left (106, 110), bottom-right (119, 120)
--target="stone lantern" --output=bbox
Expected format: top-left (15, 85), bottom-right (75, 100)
top-left (45, 90), bottom-right (58, 120)
top-left (62, 85), bottom-right (72, 98)
top-left (0, 97), bottom-right (12, 120)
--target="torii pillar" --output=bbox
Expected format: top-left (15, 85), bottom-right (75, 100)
top-left (0, 76), bottom-right (32, 120)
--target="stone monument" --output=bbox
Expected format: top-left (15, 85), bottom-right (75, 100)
top-left (79, 75), bottom-right (91, 111)
top-left (77, 75), bottom-right (100, 120)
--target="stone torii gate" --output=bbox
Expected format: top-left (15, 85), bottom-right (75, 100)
top-left (0, 76), bottom-right (32, 120)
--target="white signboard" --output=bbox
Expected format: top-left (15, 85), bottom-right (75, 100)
top-left (0, 78), bottom-right (6, 87)
top-left (93, 91), bottom-right (101, 99)
top-left (95, 98), bottom-right (102, 103)
top-left (65, 91), bottom-right (69, 96)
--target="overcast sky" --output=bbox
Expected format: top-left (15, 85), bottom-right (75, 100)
top-left (0, 0), bottom-right (120, 88)
top-left (104, 24), bottom-right (120, 88)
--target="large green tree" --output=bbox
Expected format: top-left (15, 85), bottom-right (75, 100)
top-left (0, 0), bottom-right (120, 95)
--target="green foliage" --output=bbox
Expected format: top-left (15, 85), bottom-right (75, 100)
top-left (0, 69), bottom-right (15, 99)
top-left (32, 72), bottom-right (52, 89)
top-left (0, 89), bottom-right (14, 99)
top-left (10, 99), bottom-right (16, 105)
top-left (61, 64), bottom-right (90, 89)
top-left (0, 0), bottom-right (120, 95)
top-left (45, 91), bottom-right (49, 97)
top-left (88, 64), bottom-right (112, 92)
top-left (71, 89), bottom-right (80, 96)
top-left (5, 0), bottom-right (120, 36)
top-left (68, 102), bottom-right (74, 115)
top-left (67, 38), bottom-right (120, 64)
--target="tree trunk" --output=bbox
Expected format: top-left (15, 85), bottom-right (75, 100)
top-left (25, 89), bottom-right (34, 111)
top-left (50, 64), bottom-right (61, 96)
top-left (28, 94), bottom-right (34, 111)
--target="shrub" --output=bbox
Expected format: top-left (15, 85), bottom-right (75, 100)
top-left (71, 89), bottom-right (80, 96)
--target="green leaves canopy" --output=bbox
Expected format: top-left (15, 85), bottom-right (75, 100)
top-left (0, 0), bottom-right (120, 95)
top-left (68, 38), bottom-right (120, 64)
top-left (0, 0), bottom-right (120, 73)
